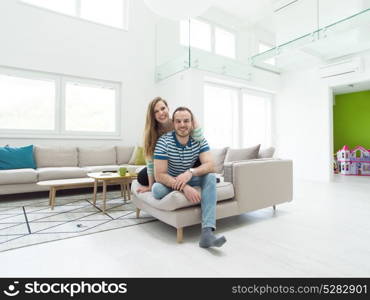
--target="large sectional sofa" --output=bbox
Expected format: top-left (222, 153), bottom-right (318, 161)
top-left (0, 145), bottom-right (143, 195)
top-left (0, 144), bottom-right (293, 243)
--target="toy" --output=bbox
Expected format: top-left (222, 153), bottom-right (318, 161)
top-left (337, 145), bottom-right (370, 176)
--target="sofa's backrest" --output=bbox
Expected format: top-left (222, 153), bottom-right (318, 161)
top-left (34, 146), bottom-right (78, 168)
top-left (78, 146), bottom-right (116, 167)
top-left (116, 146), bottom-right (135, 164)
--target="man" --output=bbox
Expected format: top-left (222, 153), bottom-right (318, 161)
top-left (152, 107), bottom-right (226, 248)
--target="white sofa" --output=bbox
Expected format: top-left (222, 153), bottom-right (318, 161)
top-left (131, 146), bottom-right (293, 242)
top-left (0, 146), bottom-right (143, 195)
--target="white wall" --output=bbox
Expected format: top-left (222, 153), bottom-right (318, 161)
top-left (0, 0), bottom-right (158, 147)
top-left (274, 53), bottom-right (370, 182)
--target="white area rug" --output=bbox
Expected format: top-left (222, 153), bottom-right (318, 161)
top-left (0, 191), bottom-right (156, 252)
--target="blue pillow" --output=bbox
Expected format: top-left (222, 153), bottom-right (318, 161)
top-left (0, 145), bottom-right (36, 170)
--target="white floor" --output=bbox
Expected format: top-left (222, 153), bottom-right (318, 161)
top-left (1, 176), bottom-right (369, 277)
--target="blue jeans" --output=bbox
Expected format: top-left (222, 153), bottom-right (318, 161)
top-left (152, 173), bottom-right (217, 229)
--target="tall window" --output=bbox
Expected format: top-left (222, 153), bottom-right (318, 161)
top-left (20, 0), bottom-right (129, 30)
top-left (180, 19), bottom-right (236, 59)
top-left (204, 84), bottom-right (239, 148)
top-left (242, 91), bottom-right (272, 147)
top-left (215, 27), bottom-right (236, 58)
top-left (204, 83), bottom-right (272, 148)
top-left (0, 67), bottom-right (120, 138)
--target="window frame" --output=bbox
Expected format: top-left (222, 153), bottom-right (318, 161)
top-left (18, 0), bottom-right (130, 31)
top-left (0, 66), bottom-right (122, 140)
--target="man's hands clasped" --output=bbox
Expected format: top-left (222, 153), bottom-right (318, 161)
top-left (172, 170), bottom-right (201, 203)
top-left (172, 170), bottom-right (192, 191)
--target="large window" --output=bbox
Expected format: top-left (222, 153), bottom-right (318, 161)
top-left (204, 83), bottom-right (272, 148)
top-left (65, 80), bottom-right (116, 133)
top-left (180, 19), bottom-right (236, 59)
top-left (20, 0), bottom-right (129, 30)
top-left (242, 91), bottom-right (272, 147)
top-left (0, 73), bottom-right (56, 131)
top-left (204, 84), bottom-right (239, 148)
top-left (0, 67), bottom-right (121, 138)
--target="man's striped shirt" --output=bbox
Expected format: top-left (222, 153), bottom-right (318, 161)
top-left (153, 131), bottom-right (210, 177)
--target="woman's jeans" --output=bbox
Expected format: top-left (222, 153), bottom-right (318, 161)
top-left (152, 173), bottom-right (217, 229)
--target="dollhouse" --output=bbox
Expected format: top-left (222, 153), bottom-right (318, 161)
top-left (337, 145), bottom-right (370, 176)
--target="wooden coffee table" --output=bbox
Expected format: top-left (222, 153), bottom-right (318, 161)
top-left (37, 178), bottom-right (95, 210)
top-left (87, 172), bottom-right (137, 212)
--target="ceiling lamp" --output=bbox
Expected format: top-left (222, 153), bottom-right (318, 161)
top-left (144, 0), bottom-right (214, 20)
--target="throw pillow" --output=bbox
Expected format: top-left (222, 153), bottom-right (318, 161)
top-left (210, 147), bottom-right (229, 174)
top-left (0, 145), bottom-right (36, 170)
top-left (224, 144), bottom-right (260, 162)
top-left (134, 147), bottom-right (146, 165)
top-left (258, 147), bottom-right (275, 158)
top-left (128, 146), bottom-right (139, 165)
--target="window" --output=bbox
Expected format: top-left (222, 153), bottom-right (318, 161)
top-left (242, 91), bottom-right (272, 147)
top-left (258, 42), bottom-right (276, 65)
top-left (180, 19), bottom-right (236, 59)
top-left (65, 81), bottom-right (116, 133)
top-left (180, 19), bottom-right (211, 52)
top-left (215, 27), bottom-right (236, 58)
top-left (20, 0), bottom-right (129, 30)
top-left (0, 67), bottom-right (121, 138)
top-left (0, 73), bottom-right (56, 131)
top-left (204, 84), bottom-right (239, 148)
top-left (204, 83), bottom-right (272, 148)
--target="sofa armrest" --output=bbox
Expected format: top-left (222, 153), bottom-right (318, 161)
top-left (224, 159), bottom-right (293, 213)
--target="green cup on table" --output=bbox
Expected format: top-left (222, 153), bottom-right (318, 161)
top-left (118, 167), bottom-right (127, 176)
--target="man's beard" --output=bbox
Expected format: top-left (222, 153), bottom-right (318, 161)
top-left (176, 128), bottom-right (190, 137)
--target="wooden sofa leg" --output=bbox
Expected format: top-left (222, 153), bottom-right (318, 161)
top-left (177, 228), bottom-right (183, 243)
top-left (136, 208), bottom-right (141, 218)
top-left (273, 205), bottom-right (276, 211)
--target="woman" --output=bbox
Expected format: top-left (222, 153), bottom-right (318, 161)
top-left (136, 97), bottom-right (203, 193)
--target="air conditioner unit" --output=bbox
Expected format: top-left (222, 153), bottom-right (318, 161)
top-left (318, 58), bottom-right (364, 79)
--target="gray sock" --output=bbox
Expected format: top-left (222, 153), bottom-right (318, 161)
top-left (199, 227), bottom-right (226, 248)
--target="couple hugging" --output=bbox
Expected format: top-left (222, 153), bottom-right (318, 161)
top-left (136, 97), bottom-right (226, 248)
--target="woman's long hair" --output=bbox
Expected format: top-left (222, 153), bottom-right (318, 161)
top-left (143, 97), bottom-right (169, 159)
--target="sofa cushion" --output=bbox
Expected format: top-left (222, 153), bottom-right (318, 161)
top-left (34, 146), bottom-right (78, 168)
top-left (225, 144), bottom-right (260, 162)
top-left (210, 147), bottom-right (229, 174)
top-left (37, 167), bottom-right (87, 181)
top-left (0, 145), bottom-right (36, 170)
top-left (78, 147), bottom-right (116, 167)
top-left (132, 180), bottom-right (234, 211)
top-left (82, 165), bottom-right (119, 173)
top-left (258, 147), bottom-right (275, 158)
top-left (116, 146), bottom-right (135, 164)
top-left (0, 168), bottom-right (38, 185)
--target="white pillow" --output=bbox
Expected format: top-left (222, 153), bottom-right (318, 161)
top-left (210, 147), bottom-right (229, 174)
top-left (258, 147), bottom-right (275, 158)
top-left (225, 144), bottom-right (260, 162)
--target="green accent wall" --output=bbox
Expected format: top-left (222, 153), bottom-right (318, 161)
top-left (333, 90), bottom-right (370, 153)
